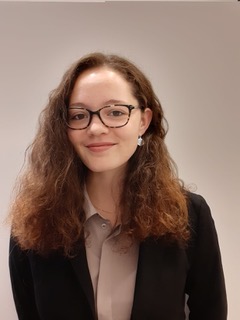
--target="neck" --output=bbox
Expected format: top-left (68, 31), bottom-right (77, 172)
top-left (86, 170), bottom-right (124, 225)
top-left (86, 167), bottom-right (125, 194)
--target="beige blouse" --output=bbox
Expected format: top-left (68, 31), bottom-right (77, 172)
top-left (84, 191), bottom-right (139, 320)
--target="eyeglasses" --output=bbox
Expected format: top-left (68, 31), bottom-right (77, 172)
top-left (67, 104), bottom-right (141, 130)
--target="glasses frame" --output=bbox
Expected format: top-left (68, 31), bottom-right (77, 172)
top-left (66, 104), bottom-right (142, 130)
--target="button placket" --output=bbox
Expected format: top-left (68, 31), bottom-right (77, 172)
top-left (96, 239), bottom-right (113, 319)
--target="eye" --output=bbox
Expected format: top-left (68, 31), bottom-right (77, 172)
top-left (71, 113), bottom-right (86, 120)
top-left (109, 110), bottom-right (125, 117)
top-left (105, 105), bottom-right (129, 117)
top-left (68, 109), bottom-right (89, 121)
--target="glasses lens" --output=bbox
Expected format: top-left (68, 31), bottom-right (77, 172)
top-left (67, 108), bottom-right (90, 129)
top-left (100, 105), bottom-right (130, 127)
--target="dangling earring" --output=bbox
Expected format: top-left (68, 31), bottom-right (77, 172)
top-left (137, 136), bottom-right (144, 146)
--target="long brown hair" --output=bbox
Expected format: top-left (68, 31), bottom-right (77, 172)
top-left (9, 53), bottom-right (189, 256)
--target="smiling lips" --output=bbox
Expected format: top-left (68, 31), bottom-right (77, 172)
top-left (86, 142), bottom-right (116, 152)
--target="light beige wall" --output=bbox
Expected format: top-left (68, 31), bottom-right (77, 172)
top-left (0, 2), bottom-right (239, 319)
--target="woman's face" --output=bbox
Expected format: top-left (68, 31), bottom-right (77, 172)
top-left (67, 67), bottom-right (152, 175)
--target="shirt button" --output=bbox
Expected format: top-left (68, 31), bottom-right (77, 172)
top-left (101, 223), bottom-right (107, 229)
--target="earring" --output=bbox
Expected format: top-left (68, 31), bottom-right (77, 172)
top-left (137, 136), bottom-right (144, 146)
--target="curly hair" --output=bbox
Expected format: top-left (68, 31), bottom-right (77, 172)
top-left (9, 52), bottom-right (189, 256)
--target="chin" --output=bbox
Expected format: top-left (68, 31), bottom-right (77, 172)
top-left (86, 163), bottom-right (128, 175)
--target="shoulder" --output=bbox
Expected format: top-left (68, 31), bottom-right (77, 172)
top-left (185, 192), bottom-right (222, 263)
top-left (186, 191), bottom-right (214, 232)
top-left (186, 191), bottom-right (210, 213)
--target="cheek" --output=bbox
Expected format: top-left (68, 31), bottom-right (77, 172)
top-left (67, 130), bottom-right (81, 149)
top-left (118, 127), bottom-right (139, 151)
top-left (124, 122), bottom-right (141, 140)
top-left (67, 131), bottom-right (74, 146)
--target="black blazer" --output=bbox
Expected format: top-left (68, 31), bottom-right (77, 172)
top-left (9, 193), bottom-right (227, 320)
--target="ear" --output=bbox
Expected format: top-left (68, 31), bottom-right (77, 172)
top-left (139, 108), bottom-right (152, 136)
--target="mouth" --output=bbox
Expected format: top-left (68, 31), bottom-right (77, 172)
top-left (86, 142), bottom-right (116, 152)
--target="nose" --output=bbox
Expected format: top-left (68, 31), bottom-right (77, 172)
top-left (87, 114), bottom-right (109, 135)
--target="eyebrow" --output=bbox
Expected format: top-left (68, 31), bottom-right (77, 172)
top-left (69, 99), bottom-right (128, 108)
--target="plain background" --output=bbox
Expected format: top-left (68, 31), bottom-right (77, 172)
top-left (0, 1), bottom-right (239, 319)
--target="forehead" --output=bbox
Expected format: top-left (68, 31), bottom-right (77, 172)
top-left (70, 67), bottom-right (136, 105)
top-left (74, 67), bottom-right (126, 86)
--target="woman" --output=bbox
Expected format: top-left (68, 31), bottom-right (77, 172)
top-left (9, 52), bottom-right (227, 320)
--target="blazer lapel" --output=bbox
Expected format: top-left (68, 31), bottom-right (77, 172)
top-left (70, 245), bottom-right (95, 317)
top-left (131, 239), bottom-right (159, 319)
top-left (131, 238), bottom-right (188, 320)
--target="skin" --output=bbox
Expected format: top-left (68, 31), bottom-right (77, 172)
top-left (67, 67), bottom-right (152, 224)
